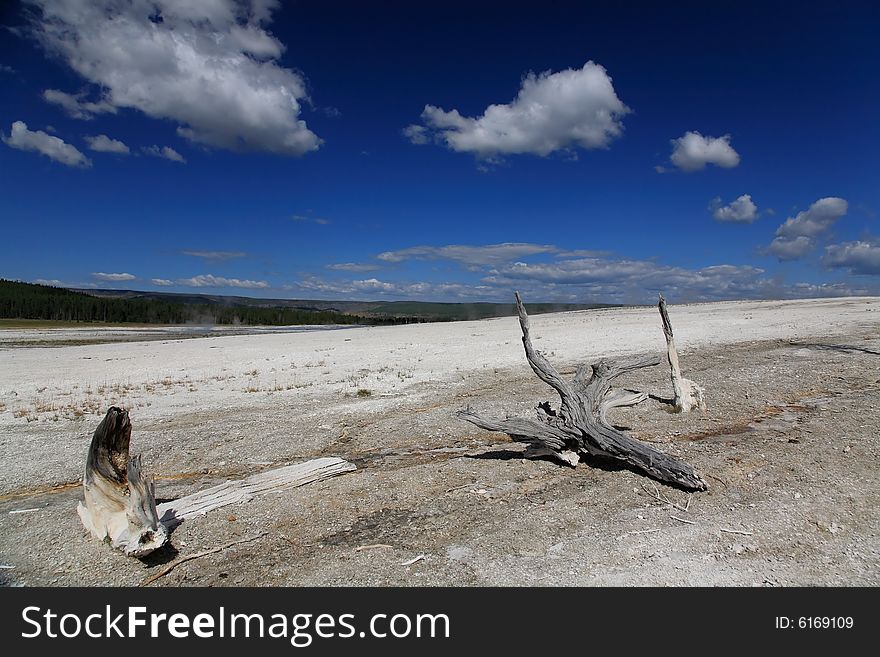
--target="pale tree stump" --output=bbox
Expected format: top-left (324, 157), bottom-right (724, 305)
top-left (77, 407), bottom-right (168, 557)
top-left (78, 407), bottom-right (356, 558)
top-left (658, 294), bottom-right (706, 413)
top-left (457, 293), bottom-right (707, 491)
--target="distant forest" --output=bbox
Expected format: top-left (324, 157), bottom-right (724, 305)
top-left (0, 279), bottom-right (401, 326)
top-left (0, 279), bottom-right (617, 326)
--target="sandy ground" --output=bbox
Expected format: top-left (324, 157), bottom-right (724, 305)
top-left (0, 297), bottom-right (877, 586)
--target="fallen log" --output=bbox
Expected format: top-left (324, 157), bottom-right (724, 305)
top-left (658, 294), bottom-right (706, 412)
top-left (78, 407), bottom-right (356, 557)
top-left (158, 457), bottom-right (356, 529)
top-left (456, 292), bottom-right (707, 491)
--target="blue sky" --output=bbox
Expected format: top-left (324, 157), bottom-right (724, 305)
top-left (1, 0), bottom-right (878, 304)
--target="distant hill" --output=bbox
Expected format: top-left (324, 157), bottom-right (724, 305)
top-left (74, 288), bottom-right (619, 321)
top-left (1, 280), bottom-right (618, 326)
top-left (71, 288), bottom-right (380, 314)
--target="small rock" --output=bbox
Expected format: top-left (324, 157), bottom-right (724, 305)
top-left (794, 492), bottom-right (803, 499)
top-left (843, 446), bottom-right (851, 453)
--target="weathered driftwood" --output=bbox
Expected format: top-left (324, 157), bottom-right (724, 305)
top-left (658, 294), bottom-right (706, 413)
top-left (77, 407), bottom-right (168, 557)
top-left (79, 407), bottom-right (356, 557)
top-left (158, 457), bottom-right (356, 529)
top-left (457, 292), bottom-right (707, 491)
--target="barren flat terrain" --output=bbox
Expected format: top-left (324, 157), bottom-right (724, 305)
top-left (0, 297), bottom-right (878, 586)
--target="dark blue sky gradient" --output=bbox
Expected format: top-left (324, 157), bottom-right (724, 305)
top-left (1, 0), bottom-right (878, 302)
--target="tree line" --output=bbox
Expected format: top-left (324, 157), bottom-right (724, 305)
top-left (0, 279), bottom-right (411, 326)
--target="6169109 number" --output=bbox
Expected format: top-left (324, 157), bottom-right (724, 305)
top-left (775, 617), bottom-right (853, 629)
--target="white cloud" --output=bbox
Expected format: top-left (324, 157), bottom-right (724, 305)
top-left (42, 89), bottom-right (116, 120)
top-left (710, 194), bottom-right (758, 223)
top-left (765, 235), bottom-right (814, 261)
top-left (377, 243), bottom-right (558, 267)
top-left (181, 250), bottom-right (248, 261)
top-left (789, 282), bottom-right (870, 297)
top-left (294, 276), bottom-right (499, 300)
top-left (291, 215), bottom-right (330, 225)
top-left (2, 120), bottom-right (91, 167)
top-left (33, 277), bottom-right (98, 288)
top-left (823, 239), bottom-right (880, 275)
top-left (175, 274), bottom-right (269, 289)
top-left (326, 262), bottom-right (383, 272)
top-left (669, 131), bottom-right (740, 172)
top-left (298, 238), bottom-right (880, 302)
top-left (92, 272), bottom-right (136, 281)
top-left (85, 134), bottom-right (129, 154)
top-left (143, 145), bottom-right (186, 163)
top-left (402, 124), bottom-right (429, 145)
top-left (151, 278), bottom-right (174, 286)
top-left (28, 0), bottom-right (321, 156)
top-left (775, 197), bottom-right (848, 238)
top-left (766, 197), bottom-right (848, 261)
top-left (407, 61), bottom-right (630, 158)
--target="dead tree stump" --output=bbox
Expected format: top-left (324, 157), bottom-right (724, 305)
top-left (78, 407), bottom-right (357, 558)
top-left (457, 293), bottom-right (707, 491)
top-left (77, 406), bottom-right (168, 557)
top-left (658, 294), bottom-right (706, 413)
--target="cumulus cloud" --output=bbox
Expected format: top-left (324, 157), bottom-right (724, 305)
top-left (377, 243), bottom-right (559, 267)
top-left (823, 239), bottom-right (880, 275)
top-left (333, 241), bottom-right (780, 302)
top-left (181, 250), bottom-right (248, 262)
top-left (85, 134), bottom-right (129, 154)
top-left (669, 131), bottom-right (740, 172)
top-left (151, 278), bottom-right (174, 286)
top-left (42, 89), bottom-right (116, 119)
top-left (710, 194), bottom-right (758, 223)
top-left (406, 61), bottom-right (630, 158)
top-left (765, 236), bottom-right (814, 261)
top-left (305, 237), bottom-right (879, 302)
top-left (27, 0), bottom-right (321, 156)
top-left (143, 145), bottom-right (186, 163)
top-left (765, 197), bottom-right (848, 261)
top-left (2, 120), bottom-right (91, 167)
top-left (92, 272), bottom-right (136, 281)
top-left (775, 197), bottom-right (848, 238)
top-left (175, 274), bottom-right (269, 289)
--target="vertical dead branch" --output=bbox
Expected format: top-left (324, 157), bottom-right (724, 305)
top-left (658, 294), bottom-right (706, 413)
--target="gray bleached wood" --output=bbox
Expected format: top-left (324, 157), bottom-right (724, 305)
top-left (78, 407), bottom-right (356, 557)
top-left (158, 457), bottom-right (356, 529)
top-left (456, 292), bottom-right (707, 491)
top-left (658, 294), bottom-right (706, 413)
